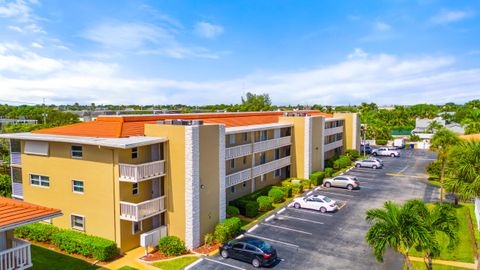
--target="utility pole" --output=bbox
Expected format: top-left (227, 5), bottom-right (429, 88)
top-left (42, 98), bottom-right (47, 125)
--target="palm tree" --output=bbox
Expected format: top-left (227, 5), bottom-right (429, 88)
top-left (445, 141), bottom-right (480, 201)
top-left (430, 128), bottom-right (460, 202)
top-left (461, 109), bottom-right (480, 135)
top-left (404, 200), bottom-right (458, 270)
top-left (365, 201), bottom-right (429, 270)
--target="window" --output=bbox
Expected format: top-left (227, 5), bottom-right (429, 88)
top-left (71, 215), bottom-right (85, 231)
top-left (260, 130), bottom-right (268, 141)
top-left (72, 180), bottom-right (84, 193)
top-left (243, 156), bottom-right (247, 165)
top-left (274, 149), bottom-right (280, 160)
top-left (242, 182), bottom-right (246, 187)
top-left (229, 135), bottom-right (235, 145)
top-left (230, 186), bottom-right (235, 193)
top-left (132, 221), bottom-right (142, 234)
top-left (274, 169), bottom-right (281, 178)
top-left (245, 244), bottom-right (256, 252)
top-left (260, 152), bottom-right (266, 164)
top-left (229, 159), bottom-right (235, 169)
top-left (243, 133), bottom-right (248, 142)
top-left (131, 147), bottom-right (138, 159)
top-left (30, 174), bottom-right (49, 187)
top-left (132, 183), bottom-right (139, 195)
top-left (71, 145), bottom-right (83, 158)
top-left (233, 243), bottom-right (244, 250)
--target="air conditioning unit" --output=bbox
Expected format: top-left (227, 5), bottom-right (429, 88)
top-left (140, 225), bottom-right (168, 250)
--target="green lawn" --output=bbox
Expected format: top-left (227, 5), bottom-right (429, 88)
top-left (409, 204), bottom-right (476, 263)
top-left (152, 256), bottom-right (199, 270)
top-left (117, 266), bottom-right (138, 270)
top-left (407, 261), bottom-right (471, 270)
top-left (31, 244), bottom-right (100, 270)
top-left (463, 203), bottom-right (479, 254)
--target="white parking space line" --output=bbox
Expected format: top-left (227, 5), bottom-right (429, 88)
top-left (316, 190), bottom-right (355, 198)
top-left (245, 233), bottom-right (299, 248)
top-left (277, 208), bottom-right (286, 214)
top-left (262, 222), bottom-right (313, 235)
top-left (247, 225), bottom-right (259, 233)
top-left (288, 207), bottom-right (333, 216)
top-left (276, 214), bottom-right (325, 225)
top-left (184, 258), bottom-right (204, 270)
top-left (306, 191), bottom-right (313, 196)
top-left (265, 215), bottom-right (275, 222)
top-left (204, 258), bottom-right (247, 270)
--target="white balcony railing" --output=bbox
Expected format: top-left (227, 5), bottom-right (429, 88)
top-left (253, 136), bottom-right (291, 153)
top-left (119, 160), bottom-right (165, 182)
top-left (324, 126), bottom-right (343, 136)
top-left (252, 156), bottom-right (291, 178)
top-left (120, 196), bottom-right (166, 222)
top-left (225, 168), bottom-right (252, 188)
top-left (0, 238), bottom-right (32, 270)
top-left (11, 183), bottom-right (23, 199)
top-left (225, 144), bottom-right (252, 160)
top-left (324, 139), bottom-right (344, 152)
top-left (10, 153), bottom-right (21, 166)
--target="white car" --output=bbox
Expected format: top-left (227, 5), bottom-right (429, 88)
top-left (371, 147), bottom-right (400, 157)
top-left (292, 195), bottom-right (338, 213)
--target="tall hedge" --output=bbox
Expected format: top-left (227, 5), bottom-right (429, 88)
top-left (14, 223), bottom-right (59, 242)
top-left (310, 171), bottom-right (325, 186)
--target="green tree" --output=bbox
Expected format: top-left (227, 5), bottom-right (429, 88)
top-left (405, 200), bottom-right (458, 270)
top-left (445, 141), bottom-right (480, 201)
top-left (461, 109), bottom-right (480, 135)
top-left (0, 174), bottom-right (12, 198)
top-left (430, 128), bottom-right (460, 202)
top-left (365, 201), bottom-right (429, 270)
top-left (426, 120), bottom-right (443, 133)
top-left (240, 92), bottom-right (273, 112)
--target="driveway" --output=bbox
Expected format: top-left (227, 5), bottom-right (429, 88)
top-left (188, 149), bottom-right (437, 270)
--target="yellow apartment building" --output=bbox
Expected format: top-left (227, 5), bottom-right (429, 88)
top-left (1, 110), bottom-right (360, 252)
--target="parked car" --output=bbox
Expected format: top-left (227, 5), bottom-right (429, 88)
top-left (220, 237), bottom-right (277, 268)
top-left (368, 157), bottom-right (384, 165)
top-left (371, 147), bottom-right (400, 157)
top-left (360, 144), bottom-right (372, 154)
top-left (355, 159), bottom-right (383, 169)
top-left (323, 176), bottom-right (359, 190)
top-left (292, 194), bottom-right (338, 213)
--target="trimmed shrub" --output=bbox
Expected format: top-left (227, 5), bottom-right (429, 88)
top-left (345, 149), bottom-right (360, 161)
top-left (291, 183), bottom-right (304, 194)
top-left (333, 155), bottom-right (351, 170)
top-left (214, 217), bottom-right (242, 243)
top-left (281, 185), bottom-right (293, 198)
top-left (158, 236), bottom-right (187, 256)
top-left (51, 230), bottom-right (118, 261)
top-left (324, 168), bottom-right (334, 177)
top-left (257, 196), bottom-right (274, 211)
top-left (14, 223), bottom-right (59, 242)
top-left (245, 201), bottom-right (259, 218)
top-left (226, 205), bottom-right (240, 217)
top-left (301, 179), bottom-right (311, 190)
top-left (204, 233), bottom-right (215, 246)
top-left (268, 188), bottom-right (285, 203)
top-left (376, 139), bottom-right (388, 145)
top-left (310, 171), bottom-right (325, 186)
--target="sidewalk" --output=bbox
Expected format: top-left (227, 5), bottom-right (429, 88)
top-left (104, 247), bottom-right (158, 270)
top-left (409, 256), bottom-right (477, 270)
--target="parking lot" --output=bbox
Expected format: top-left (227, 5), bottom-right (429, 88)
top-left (189, 149), bottom-right (438, 270)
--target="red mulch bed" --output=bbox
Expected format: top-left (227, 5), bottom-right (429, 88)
top-left (141, 249), bottom-right (194, 261)
top-left (193, 242), bottom-right (221, 254)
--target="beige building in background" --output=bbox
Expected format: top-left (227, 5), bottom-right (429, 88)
top-left (1, 110), bottom-right (360, 252)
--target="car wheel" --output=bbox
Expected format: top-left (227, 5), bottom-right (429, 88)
top-left (294, 202), bottom-right (301, 209)
top-left (320, 207), bottom-right (327, 213)
top-left (372, 165), bottom-right (377, 169)
top-left (221, 250), bottom-right (229, 258)
top-left (373, 152), bottom-right (378, 156)
top-left (252, 258), bottom-right (261, 268)
top-left (325, 182), bottom-right (331, 188)
top-left (390, 153), bottom-right (395, 157)
top-left (347, 184), bottom-right (353, 191)
top-left (356, 163), bottom-right (361, 168)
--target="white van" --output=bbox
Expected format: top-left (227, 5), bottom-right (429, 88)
top-left (393, 138), bottom-right (405, 149)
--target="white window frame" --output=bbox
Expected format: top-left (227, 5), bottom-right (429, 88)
top-left (229, 134), bottom-right (235, 145)
top-left (132, 221), bottom-right (142, 234)
top-left (71, 145), bottom-right (83, 159)
top-left (229, 159), bottom-right (235, 169)
top-left (70, 214), bottom-right (85, 231)
top-left (30, 174), bottom-right (50, 188)
top-left (131, 147), bottom-right (138, 159)
top-left (261, 174), bottom-right (265, 182)
top-left (72, 180), bottom-right (84, 194)
top-left (132, 183), bottom-right (139, 196)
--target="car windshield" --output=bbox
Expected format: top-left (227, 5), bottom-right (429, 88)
top-left (250, 239), bottom-right (273, 253)
top-left (323, 197), bottom-right (332, 203)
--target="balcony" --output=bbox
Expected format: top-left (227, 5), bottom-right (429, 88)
top-left (253, 136), bottom-right (291, 153)
top-left (225, 168), bottom-right (252, 188)
top-left (324, 126), bottom-right (343, 136)
top-left (252, 156), bottom-right (291, 178)
top-left (120, 196), bottom-right (166, 222)
top-left (0, 238), bottom-right (32, 270)
top-left (119, 160), bottom-right (165, 182)
top-left (10, 153), bottom-right (21, 166)
top-left (324, 139), bottom-right (343, 152)
top-left (225, 144), bottom-right (252, 160)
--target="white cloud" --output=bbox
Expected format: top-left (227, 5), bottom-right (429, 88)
top-left (0, 0), bottom-right (31, 19)
top-left (194, 21), bottom-right (224, 39)
top-left (374, 21), bottom-right (391, 32)
top-left (7, 25), bottom-right (23, 32)
top-left (347, 48), bottom-right (368, 59)
top-left (0, 46), bottom-right (478, 105)
top-left (431, 10), bottom-right (474, 24)
top-left (31, 41), bottom-right (42, 48)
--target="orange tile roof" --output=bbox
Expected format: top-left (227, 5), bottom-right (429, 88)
top-left (0, 197), bottom-right (62, 229)
top-left (32, 111), bottom-right (333, 138)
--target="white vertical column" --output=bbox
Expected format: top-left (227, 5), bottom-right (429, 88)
top-left (304, 117), bottom-right (312, 179)
top-left (321, 118), bottom-right (325, 171)
top-left (250, 131), bottom-right (256, 192)
top-left (185, 126), bottom-right (200, 249)
top-left (218, 125), bottom-right (226, 222)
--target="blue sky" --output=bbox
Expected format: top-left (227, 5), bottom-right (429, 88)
top-left (0, 0), bottom-right (479, 105)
